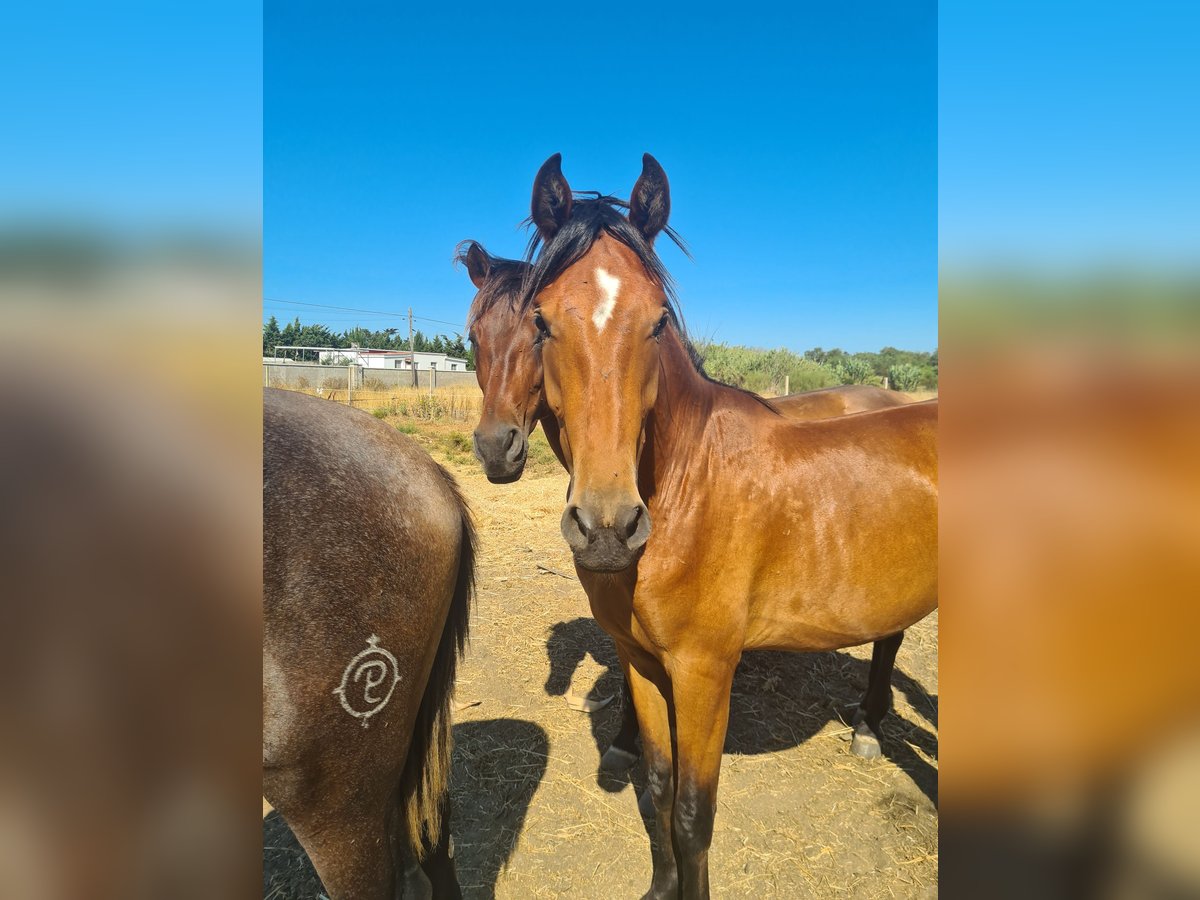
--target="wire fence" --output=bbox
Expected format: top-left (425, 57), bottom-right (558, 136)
top-left (264, 363), bottom-right (482, 421)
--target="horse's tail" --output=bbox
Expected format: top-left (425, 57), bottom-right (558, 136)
top-left (399, 465), bottom-right (476, 858)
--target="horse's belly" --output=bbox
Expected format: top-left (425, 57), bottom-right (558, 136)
top-left (745, 575), bottom-right (937, 652)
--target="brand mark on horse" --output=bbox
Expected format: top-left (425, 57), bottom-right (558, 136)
top-left (334, 634), bottom-right (402, 727)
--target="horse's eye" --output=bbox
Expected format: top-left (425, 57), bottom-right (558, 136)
top-left (652, 312), bottom-right (669, 339)
top-left (533, 311), bottom-right (551, 342)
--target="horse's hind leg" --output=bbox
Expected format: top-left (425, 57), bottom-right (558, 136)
top-left (288, 805), bottom-right (402, 900)
top-left (851, 631), bottom-right (904, 760)
top-left (601, 668), bottom-right (642, 772)
top-left (417, 791), bottom-right (462, 900)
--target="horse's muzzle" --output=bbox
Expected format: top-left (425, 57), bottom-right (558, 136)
top-left (473, 425), bottom-right (527, 484)
top-left (560, 501), bottom-right (651, 571)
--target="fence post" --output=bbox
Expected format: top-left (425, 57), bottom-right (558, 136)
top-left (347, 363), bottom-right (354, 407)
top-left (783, 374), bottom-right (789, 396)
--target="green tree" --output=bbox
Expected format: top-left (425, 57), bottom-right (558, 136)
top-left (263, 316), bottom-right (281, 356)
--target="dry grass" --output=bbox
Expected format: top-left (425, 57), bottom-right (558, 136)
top-left (281, 385), bottom-right (484, 422)
top-left (263, 417), bottom-right (938, 899)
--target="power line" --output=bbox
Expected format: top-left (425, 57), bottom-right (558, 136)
top-left (263, 297), bottom-right (466, 330)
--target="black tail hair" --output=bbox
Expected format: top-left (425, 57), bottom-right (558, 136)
top-left (398, 465), bottom-right (476, 857)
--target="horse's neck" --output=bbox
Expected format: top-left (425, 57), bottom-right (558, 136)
top-left (538, 411), bottom-right (569, 470)
top-left (640, 331), bottom-right (785, 503)
top-left (641, 333), bottom-right (720, 494)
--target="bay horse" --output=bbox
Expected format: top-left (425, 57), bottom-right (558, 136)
top-left (519, 154), bottom-right (937, 899)
top-left (263, 387), bottom-right (475, 899)
top-left (459, 240), bottom-right (911, 768)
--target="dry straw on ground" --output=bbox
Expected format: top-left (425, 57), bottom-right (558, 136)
top-left (263, 410), bottom-right (938, 899)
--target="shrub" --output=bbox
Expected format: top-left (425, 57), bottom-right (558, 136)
top-left (692, 341), bottom-right (838, 395)
top-left (887, 363), bottom-right (924, 392)
top-left (827, 357), bottom-right (876, 385)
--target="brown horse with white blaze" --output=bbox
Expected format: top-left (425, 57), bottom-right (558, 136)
top-left (263, 388), bottom-right (475, 899)
top-left (520, 154), bottom-right (937, 899)
top-left (459, 239), bottom-right (913, 768)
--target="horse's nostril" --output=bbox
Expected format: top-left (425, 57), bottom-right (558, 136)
top-left (561, 504), bottom-right (596, 551)
top-left (625, 504), bottom-right (652, 551)
top-left (505, 429), bottom-right (526, 464)
top-left (623, 506), bottom-right (642, 540)
top-left (573, 506), bottom-right (595, 540)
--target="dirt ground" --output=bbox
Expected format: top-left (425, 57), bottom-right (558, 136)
top-left (264, 421), bottom-right (938, 899)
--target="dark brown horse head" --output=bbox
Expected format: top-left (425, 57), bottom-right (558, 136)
top-left (524, 154), bottom-right (676, 571)
top-left (459, 241), bottom-right (539, 483)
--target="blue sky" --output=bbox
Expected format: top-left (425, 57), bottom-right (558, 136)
top-left (940, 1), bottom-right (1200, 269)
top-left (266, 3), bottom-right (937, 353)
top-left (2, 2), bottom-right (261, 233)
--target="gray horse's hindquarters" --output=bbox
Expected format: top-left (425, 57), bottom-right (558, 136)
top-left (263, 388), bottom-right (472, 900)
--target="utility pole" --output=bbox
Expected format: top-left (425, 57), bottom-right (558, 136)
top-left (408, 307), bottom-right (416, 387)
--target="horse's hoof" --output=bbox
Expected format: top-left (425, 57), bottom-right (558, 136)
top-left (850, 724), bottom-right (882, 760)
top-left (839, 707), bottom-right (867, 742)
top-left (638, 787), bottom-right (655, 819)
top-left (600, 745), bottom-right (640, 773)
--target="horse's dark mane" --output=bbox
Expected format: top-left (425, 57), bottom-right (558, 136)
top-left (519, 195), bottom-right (778, 415)
top-left (520, 195), bottom-right (683, 312)
top-left (455, 241), bottom-right (529, 327)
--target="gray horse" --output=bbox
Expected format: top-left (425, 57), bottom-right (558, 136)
top-left (264, 388), bottom-right (474, 898)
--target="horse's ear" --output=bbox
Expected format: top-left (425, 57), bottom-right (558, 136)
top-left (463, 242), bottom-right (491, 289)
top-left (629, 153), bottom-right (670, 243)
top-left (530, 153), bottom-right (573, 242)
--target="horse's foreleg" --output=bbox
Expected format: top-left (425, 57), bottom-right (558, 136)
top-left (625, 655), bottom-right (678, 900)
top-left (852, 630), bottom-right (904, 759)
top-left (600, 660), bottom-right (641, 771)
top-left (669, 656), bottom-right (736, 900)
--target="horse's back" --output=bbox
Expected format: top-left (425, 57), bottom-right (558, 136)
top-left (774, 384), bottom-right (908, 419)
top-left (842, 397), bottom-right (938, 481)
top-left (264, 387), bottom-right (462, 539)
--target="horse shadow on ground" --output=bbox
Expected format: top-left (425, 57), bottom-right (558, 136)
top-left (262, 718), bottom-right (549, 900)
top-left (544, 617), bottom-right (938, 809)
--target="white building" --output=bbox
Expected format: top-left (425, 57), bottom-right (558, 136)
top-left (398, 351), bottom-right (470, 372)
top-left (315, 348), bottom-right (470, 371)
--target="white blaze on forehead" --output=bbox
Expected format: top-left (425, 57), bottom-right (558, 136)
top-left (593, 268), bottom-right (620, 331)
